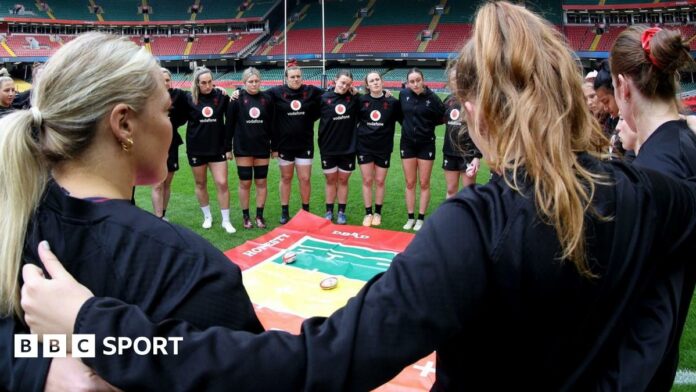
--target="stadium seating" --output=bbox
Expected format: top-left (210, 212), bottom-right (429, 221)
top-left (40, 0), bottom-right (95, 20)
top-left (361, 0), bottom-right (432, 26)
top-left (147, 0), bottom-right (192, 21)
top-left (5, 34), bottom-right (60, 57)
top-left (266, 27), bottom-right (345, 55)
top-left (189, 34), bottom-right (228, 55)
top-left (0, 2), bottom-right (49, 18)
top-left (97, 0), bottom-right (142, 21)
top-left (242, 0), bottom-right (278, 18)
top-left (196, 0), bottom-right (243, 21)
top-left (564, 25), bottom-right (596, 51)
top-left (221, 33), bottom-right (263, 54)
top-left (150, 36), bottom-right (189, 56)
top-left (291, 0), bottom-right (358, 29)
top-left (339, 25), bottom-right (423, 53)
top-left (426, 23), bottom-right (471, 53)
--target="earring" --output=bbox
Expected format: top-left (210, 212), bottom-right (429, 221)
top-left (121, 137), bottom-right (134, 152)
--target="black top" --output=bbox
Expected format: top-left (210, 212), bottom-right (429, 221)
top-left (442, 94), bottom-right (481, 160)
top-left (356, 92), bottom-right (401, 155)
top-left (0, 181), bottom-right (263, 392)
top-left (267, 84), bottom-right (323, 151)
top-left (633, 119), bottom-right (696, 179)
top-left (71, 156), bottom-right (696, 392)
top-left (12, 90), bottom-right (31, 110)
top-left (167, 88), bottom-right (187, 155)
top-left (399, 87), bottom-right (445, 143)
top-left (318, 90), bottom-right (358, 156)
top-left (0, 105), bottom-right (13, 118)
top-left (184, 89), bottom-right (230, 156)
top-left (596, 119), bottom-right (696, 391)
top-left (225, 90), bottom-right (274, 157)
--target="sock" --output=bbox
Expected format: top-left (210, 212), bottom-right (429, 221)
top-left (242, 209), bottom-right (250, 219)
top-left (281, 204), bottom-right (289, 216)
top-left (256, 207), bottom-right (264, 218)
top-left (365, 206), bottom-right (373, 215)
top-left (375, 204), bottom-right (382, 214)
top-left (161, 209), bottom-right (166, 218)
top-left (326, 203), bottom-right (335, 213)
top-left (302, 203), bottom-right (310, 212)
top-left (201, 205), bottom-right (212, 219)
top-left (221, 208), bottom-right (230, 223)
top-left (408, 212), bottom-right (415, 220)
top-left (418, 213), bottom-right (425, 221)
top-left (338, 204), bottom-right (346, 213)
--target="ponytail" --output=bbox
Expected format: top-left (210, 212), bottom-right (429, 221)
top-left (0, 110), bottom-right (48, 317)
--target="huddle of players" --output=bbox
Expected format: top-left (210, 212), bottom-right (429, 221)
top-left (164, 64), bottom-right (480, 231)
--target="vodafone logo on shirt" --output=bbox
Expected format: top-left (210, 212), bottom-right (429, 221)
top-left (450, 109), bottom-right (460, 121)
top-left (370, 110), bottom-right (381, 122)
top-left (290, 100), bottom-right (302, 111)
top-left (202, 106), bottom-right (214, 118)
top-left (335, 104), bottom-right (346, 115)
top-left (249, 107), bottom-right (261, 119)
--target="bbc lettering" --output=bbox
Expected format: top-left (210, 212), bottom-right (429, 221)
top-left (14, 334), bottom-right (182, 358)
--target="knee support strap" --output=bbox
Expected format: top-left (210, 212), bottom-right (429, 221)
top-left (237, 166), bottom-right (253, 181)
top-left (253, 165), bottom-right (269, 180)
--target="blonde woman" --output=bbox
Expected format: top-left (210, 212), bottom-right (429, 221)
top-left (19, 4), bottom-right (696, 390)
top-left (225, 67), bottom-right (273, 229)
top-left (0, 76), bottom-right (16, 118)
top-left (0, 32), bottom-right (262, 391)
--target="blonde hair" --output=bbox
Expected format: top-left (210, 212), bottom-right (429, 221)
top-left (242, 67), bottom-right (261, 83)
top-left (160, 67), bottom-right (172, 79)
top-left (0, 32), bottom-right (159, 316)
top-left (456, 2), bottom-right (608, 277)
top-left (192, 67), bottom-right (212, 105)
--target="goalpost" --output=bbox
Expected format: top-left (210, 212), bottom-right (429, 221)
top-left (284, 0), bottom-right (327, 89)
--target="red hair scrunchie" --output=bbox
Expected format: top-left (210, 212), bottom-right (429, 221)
top-left (641, 27), bottom-right (663, 69)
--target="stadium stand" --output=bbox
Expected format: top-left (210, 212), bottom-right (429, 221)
top-left (0, 2), bottom-right (48, 18)
top-left (97, 0), bottom-right (142, 21)
top-left (150, 36), bottom-right (188, 56)
top-left (147, 0), bottom-right (192, 21)
top-left (241, 0), bottom-right (277, 18)
top-left (44, 0), bottom-right (97, 20)
top-left (196, 0), bottom-right (243, 21)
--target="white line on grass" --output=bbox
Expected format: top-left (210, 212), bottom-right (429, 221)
top-left (675, 369), bottom-right (696, 385)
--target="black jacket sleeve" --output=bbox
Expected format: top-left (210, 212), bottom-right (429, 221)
top-left (77, 198), bottom-right (490, 391)
top-left (225, 98), bottom-right (237, 153)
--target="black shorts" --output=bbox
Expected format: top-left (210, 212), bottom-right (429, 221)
top-left (442, 154), bottom-right (468, 172)
top-left (167, 148), bottom-right (180, 172)
top-left (187, 153), bottom-right (227, 167)
top-left (321, 154), bottom-right (356, 172)
top-left (278, 148), bottom-right (314, 162)
top-left (400, 138), bottom-right (436, 160)
top-left (235, 153), bottom-right (271, 160)
top-left (357, 152), bottom-right (391, 169)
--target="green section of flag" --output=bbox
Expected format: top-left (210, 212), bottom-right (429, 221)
top-left (272, 237), bottom-right (397, 281)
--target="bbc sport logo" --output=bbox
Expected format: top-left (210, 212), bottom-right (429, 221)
top-left (14, 334), bottom-right (183, 358)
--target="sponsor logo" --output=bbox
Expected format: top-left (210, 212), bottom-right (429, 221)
top-left (249, 107), bottom-right (261, 119)
top-left (450, 109), bottom-right (460, 121)
top-left (290, 100), bottom-right (302, 111)
top-left (370, 110), bottom-right (381, 122)
top-left (335, 104), bottom-right (346, 115)
top-left (202, 106), bottom-right (214, 118)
